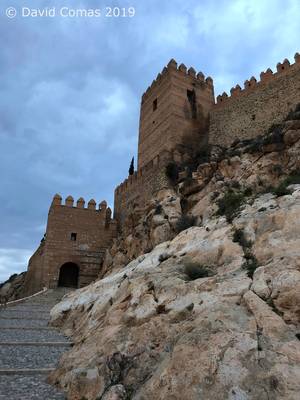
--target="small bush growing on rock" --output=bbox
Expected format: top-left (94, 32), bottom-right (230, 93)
top-left (243, 186), bottom-right (253, 196)
top-left (271, 182), bottom-right (292, 197)
top-left (216, 189), bottom-right (246, 222)
top-left (267, 123), bottom-right (280, 134)
top-left (154, 204), bottom-right (163, 215)
top-left (269, 170), bottom-right (300, 197)
top-left (175, 215), bottom-right (196, 233)
top-left (195, 144), bottom-right (211, 165)
top-left (230, 180), bottom-right (241, 189)
top-left (247, 138), bottom-right (263, 153)
top-left (242, 255), bottom-right (259, 278)
top-left (158, 253), bottom-right (170, 263)
top-left (227, 148), bottom-right (242, 157)
top-left (284, 170), bottom-right (300, 186)
top-left (184, 262), bottom-right (213, 280)
top-left (165, 162), bottom-right (179, 184)
top-left (180, 197), bottom-right (188, 213)
top-left (233, 229), bottom-right (252, 248)
top-left (263, 125), bottom-right (283, 145)
top-left (285, 109), bottom-right (300, 121)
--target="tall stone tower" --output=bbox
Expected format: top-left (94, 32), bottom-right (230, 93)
top-left (137, 59), bottom-right (215, 169)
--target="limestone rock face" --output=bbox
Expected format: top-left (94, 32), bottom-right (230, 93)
top-left (0, 272), bottom-right (26, 302)
top-left (49, 187), bottom-right (300, 400)
top-left (102, 189), bottom-right (182, 277)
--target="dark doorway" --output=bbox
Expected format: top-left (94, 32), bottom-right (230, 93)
top-left (58, 262), bottom-right (79, 288)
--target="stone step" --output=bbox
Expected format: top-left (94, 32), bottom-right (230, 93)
top-left (0, 318), bottom-right (49, 328)
top-left (0, 315), bottom-right (49, 320)
top-left (0, 373), bottom-right (66, 399)
top-left (0, 289), bottom-right (70, 398)
top-left (0, 344), bottom-right (70, 369)
top-left (0, 342), bottom-right (72, 346)
top-left (0, 326), bottom-right (55, 331)
top-left (0, 328), bottom-right (69, 343)
top-left (0, 368), bottom-right (55, 375)
top-left (5, 305), bottom-right (54, 311)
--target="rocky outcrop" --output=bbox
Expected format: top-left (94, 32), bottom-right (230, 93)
top-left (49, 186), bottom-right (300, 400)
top-left (102, 189), bottom-right (183, 276)
top-left (0, 272), bottom-right (26, 302)
top-left (46, 108), bottom-right (300, 399)
top-left (102, 109), bottom-right (300, 278)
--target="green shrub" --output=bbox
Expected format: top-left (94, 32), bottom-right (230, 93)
top-left (242, 256), bottom-right (259, 278)
top-left (165, 162), bottom-right (179, 184)
top-left (247, 138), bottom-right (262, 153)
top-left (154, 204), bottom-right (162, 215)
top-left (243, 187), bottom-right (253, 196)
top-left (269, 170), bottom-right (300, 197)
top-left (285, 110), bottom-right (300, 120)
top-left (175, 215), bottom-right (196, 233)
top-left (216, 189), bottom-right (246, 222)
top-left (230, 180), bottom-right (241, 189)
top-left (233, 229), bottom-right (252, 248)
top-left (158, 253), bottom-right (170, 262)
top-left (271, 182), bottom-right (292, 197)
top-left (283, 170), bottom-right (300, 186)
top-left (263, 126), bottom-right (283, 145)
top-left (267, 123), bottom-right (280, 134)
top-left (184, 262), bottom-right (213, 280)
top-left (195, 145), bottom-right (211, 164)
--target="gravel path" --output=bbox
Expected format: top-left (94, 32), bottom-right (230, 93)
top-left (0, 288), bottom-right (72, 399)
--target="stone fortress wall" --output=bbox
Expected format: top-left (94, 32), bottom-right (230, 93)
top-left (209, 53), bottom-right (300, 147)
top-left (23, 194), bottom-right (117, 295)
top-left (114, 150), bottom-right (173, 225)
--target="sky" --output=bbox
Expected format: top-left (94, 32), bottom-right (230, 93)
top-left (0, 0), bottom-right (299, 282)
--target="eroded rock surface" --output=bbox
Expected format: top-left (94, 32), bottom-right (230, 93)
top-left (49, 188), bottom-right (300, 400)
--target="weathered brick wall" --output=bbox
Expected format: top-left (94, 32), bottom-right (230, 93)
top-left (23, 195), bottom-right (117, 295)
top-left (138, 59), bottom-right (214, 169)
top-left (114, 151), bottom-right (172, 226)
top-left (209, 54), bottom-right (300, 147)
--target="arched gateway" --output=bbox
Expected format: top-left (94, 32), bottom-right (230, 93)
top-left (58, 262), bottom-right (79, 288)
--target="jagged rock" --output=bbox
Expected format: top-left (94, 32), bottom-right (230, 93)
top-left (101, 384), bottom-right (127, 400)
top-left (251, 267), bottom-right (271, 299)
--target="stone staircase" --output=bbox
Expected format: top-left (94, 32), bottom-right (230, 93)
top-left (0, 288), bottom-right (73, 399)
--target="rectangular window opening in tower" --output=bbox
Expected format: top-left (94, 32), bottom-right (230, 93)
top-left (71, 232), bottom-right (77, 241)
top-left (187, 89), bottom-right (197, 119)
top-left (153, 98), bottom-right (158, 111)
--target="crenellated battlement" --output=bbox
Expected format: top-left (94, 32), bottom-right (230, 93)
top-left (52, 194), bottom-right (109, 211)
top-left (215, 53), bottom-right (300, 106)
top-left (141, 58), bottom-right (213, 104)
top-left (51, 194), bottom-right (117, 230)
